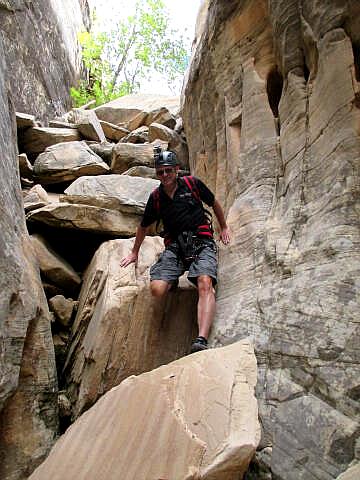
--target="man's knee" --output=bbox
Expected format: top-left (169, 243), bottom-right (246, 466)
top-left (197, 275), bottom-right (214, 296)
top-left (150, 280), bottom-right (170, 298)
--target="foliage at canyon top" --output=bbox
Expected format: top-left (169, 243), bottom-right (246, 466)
top-left (71, 0), bottom-right (189, 107)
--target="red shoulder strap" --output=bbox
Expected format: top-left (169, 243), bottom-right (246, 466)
top-left (182, 175), bottom-right (200, 202)
top-left (152, 187), bottom-right (160, 213)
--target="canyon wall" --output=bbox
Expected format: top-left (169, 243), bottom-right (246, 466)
top-left (0, 0), bottom-right (89, 122)
top-left (0, 1), bottom-right (89, 478)
top-left (0, 35), bottom-right (58, 480)
top-left (182, 1), bottom-right (360, 479)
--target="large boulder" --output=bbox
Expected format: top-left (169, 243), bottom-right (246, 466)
top-left (120, 125), bottom-right (149, 144)
top-left (27, 203), bottom-right (143, 237)
top-left (99, 120), bottom-right (129, 141)
top-left (182, 1), bottom-right (360, 479)
top-left (31, 340), bottom-right (260, 480)
top-left (0, 37), bottom-right (58, 480)
top-left (63, 174), bottom-right (159, 214)
top-left (94, 93), bottom-right (180, 125)
top-left (23, 184), bottom-right (51, 212)
top-left (122, 165), bottom-right (158, 179)
top-left (20, 127), bottom-right (81, 155)
top-left (111, 143), bottom-right (155, 173)
top-left (67, 109), bottom-right (106, 142)
top-left (63, 237), bottom-right (199, 419)
top-left (33, 141), bottom-right (109, 184)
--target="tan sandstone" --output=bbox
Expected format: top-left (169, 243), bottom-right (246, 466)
top-left (63, 237), bottom-right (198, 418)
top-left (30, 340), bottom-right (260, 480)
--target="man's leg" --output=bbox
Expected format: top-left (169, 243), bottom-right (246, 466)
top-left (150, 279), bottom-right (171, 298)
top-left (196, 274), bottom-right (216, 339)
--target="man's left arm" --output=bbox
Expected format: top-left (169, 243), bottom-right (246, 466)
top-left (212, 199), bottom-right (231, 245)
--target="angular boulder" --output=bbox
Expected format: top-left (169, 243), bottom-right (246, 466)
top-left (18, 153), bottom-right (33, 179)
top-left (63, 237), bottom-right (198, 418)
top-left (16, 111), bottom-right (37, 129)
top-left (145, 106), bottom-right (176, 129)
top-left (27, 203), bottom-right (143, 237)
top-left (68, 109), bottom-right (106, 142)
top-left (122, 165), bottom-right (158, 179)
top-left (99, 120), bottom-right (129, 141)
top-left (111, 143), bottom-right (155, 173)
top-left (21, 127), bottom-right (80, 155)
top-left (63, 174), bottom-right (159, 214)
top-left (30, 340), bottom-right (260, 480)
top-left (88, 141), bottom-right (114, 165)
top-left (120, 125), bottom-right (149, 143)
top-left (49, 295), bottom-right (75, 328)
top-left (33, 141), bottom-right (109, 184)
top-left (30, 233), bottom-right (81, 294)
top-left (94, 93), bottom-right (180, 125)
top-left (23, 184), bottom-right (50, 212)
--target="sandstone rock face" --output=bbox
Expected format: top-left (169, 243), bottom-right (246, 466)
top-left (63, 237), bottom-right (199, 419)
top-left (182, 1), bottom-right (360, 479)
top-left (31, 340), bottom-right (260, 480)
top-left (0, 0), bottom-right (89, 122)
top-left (64, 174), bottom-right (159, 214)
top-left (33, 141), bottom-right (109, 184)
top-left (0, 37), bottom-right (58, 480)
top-left (94, 93), bottom-right (180, 125)
top-left (111, 142), bottom-right (155, 173)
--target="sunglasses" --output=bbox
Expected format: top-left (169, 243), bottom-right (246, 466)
top-left (156, 167), bottom-right (176, 176)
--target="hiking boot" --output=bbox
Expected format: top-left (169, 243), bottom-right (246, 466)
top-left (191, 336), bottom-right (208, 353)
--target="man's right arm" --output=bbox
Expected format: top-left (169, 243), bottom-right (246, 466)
top-left (120, 225), bottom-right (148, 268)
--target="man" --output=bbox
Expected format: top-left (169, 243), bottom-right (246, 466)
top-left (120, 148), bottom-right (230, 353)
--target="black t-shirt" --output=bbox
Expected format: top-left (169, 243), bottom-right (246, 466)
top-left (141, 176), bottom-right (215, 238)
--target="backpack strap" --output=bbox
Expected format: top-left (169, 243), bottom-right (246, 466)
top-left (182, 176), bottom-right (200, 202)
top-left (152, 186), bottom-right (160, 214)
top-left (182, 176), bottom-right (213, 236)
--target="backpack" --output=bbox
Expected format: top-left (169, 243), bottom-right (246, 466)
top-left (152, 175), bottom-right (213, 243)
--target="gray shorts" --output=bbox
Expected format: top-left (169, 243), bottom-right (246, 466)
top-left (150, 239), bottom-right (218, 286)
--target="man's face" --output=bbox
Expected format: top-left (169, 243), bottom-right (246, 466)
top-left (156, 165), bottom-right (178, 186)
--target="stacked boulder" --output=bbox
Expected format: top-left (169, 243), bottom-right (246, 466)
top-left (16, 94), bottom-right (196, 429)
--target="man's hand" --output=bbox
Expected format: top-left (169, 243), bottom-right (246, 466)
top-left (220, 226), bottom-right (231, 245)
top-left (120, 252), bottom-right (138, 268)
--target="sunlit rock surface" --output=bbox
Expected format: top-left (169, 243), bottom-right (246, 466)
top-left (94, 93), bottom-right (180, 125)
top-left (63, 174), bottom-right (159, 214)
top-left (30, 340), bottom-right (260, 480)
top-left (33, 141), bottom-right (109, 184)
top-left (182, 1), bottom-right (360, 479)
top-left (63, 237), bottom-right (199, 418)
